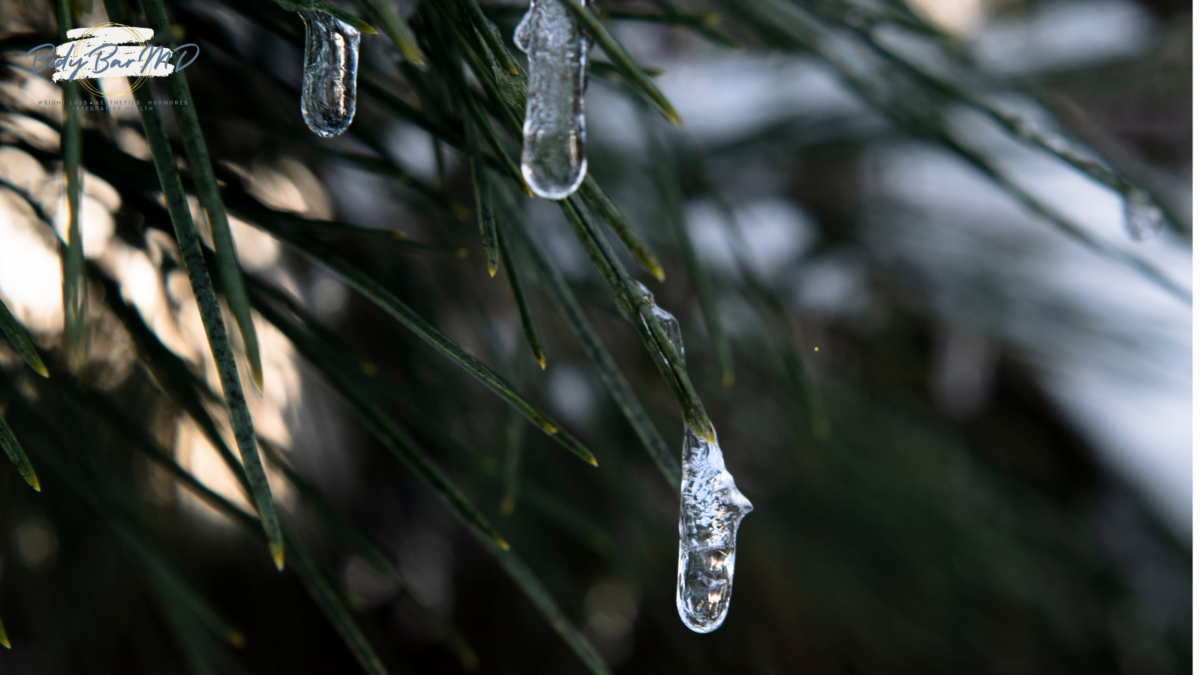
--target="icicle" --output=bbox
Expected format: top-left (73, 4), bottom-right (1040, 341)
top-left (1123, 189), bottom-right (1165, 241)
top-left (299, 11), bottom-right (361, 138)
top-left (514, 0), bottom-right (591, 200)
top-left (634, 282), bottom-right (753, 634)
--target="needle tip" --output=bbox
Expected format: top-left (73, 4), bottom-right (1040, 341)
top-left (270, 543), bottom-right (286, 571)
top-left (228, 630), bottom-right (246, 647)
top-left (535, 354), bottom-right (546, 370)
top-left (500, 497), bottom-right (514, 516)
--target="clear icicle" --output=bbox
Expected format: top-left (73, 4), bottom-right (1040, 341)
top-left (635, 282), bottom-right (753, 634)
top-left (1123, 189), bottom-right (1165, 241)
top-left (514, 0), bottom-right (591, 200)
top-left (299, 11), bottom-right (361, 138)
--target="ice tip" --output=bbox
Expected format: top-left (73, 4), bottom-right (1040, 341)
top-left (270, 542), bottom-right (286, 571)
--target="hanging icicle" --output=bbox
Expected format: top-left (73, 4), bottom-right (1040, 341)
top-left (299, 11), bottom-right (361, 138)
top-left (514, 0), bottom-right (591, 200)
top-left (635, 282), bottom-right (754, 633)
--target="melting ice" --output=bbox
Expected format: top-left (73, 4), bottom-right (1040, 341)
top-left (514, 0), bottom-right (591, 200)
top-left (299, 11), bottom-right (361, 138)
top-left (635, 283), bottom-right (753, 634)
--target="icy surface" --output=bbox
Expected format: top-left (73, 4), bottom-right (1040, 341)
top-left (635, 282), bottom-right (753, 633)
top-left (300, 11), bottom-right (360, 138)
top-left (514, 0), bottom-right (590, 199)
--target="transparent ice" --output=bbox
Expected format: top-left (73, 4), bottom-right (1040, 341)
top-left (299, 11), bottom-right (361, 138)
top-left (1123, 189), bottom-right (1165, 241)
top-left (514, 0), bottom-right (591, 200)
top-left (634, 282), bottom-right (754, 634)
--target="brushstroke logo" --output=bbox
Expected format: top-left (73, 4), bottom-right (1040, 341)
top-left (26, 23), bottom-right (199, 97)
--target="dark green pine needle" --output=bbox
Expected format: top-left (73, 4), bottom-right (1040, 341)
top-left (109, 0), bottom-right (284, 573)
top-left (0, 296), bottom-right (49, 378)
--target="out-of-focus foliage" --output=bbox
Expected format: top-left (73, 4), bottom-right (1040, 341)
top-left (0, 0), bottom-right (1189, 672)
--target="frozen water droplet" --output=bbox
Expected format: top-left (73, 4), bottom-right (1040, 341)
top-left (514, 5), bottom-right (534, 54)
top-left (635, 282), bottom-right (753, 634)
top-left (514, 0), bottom-right (590, 200)
top-left (1123, 190), bottom-right (1165, 241)
top-left (299, 11), bottom-right (361, 138)
top-left (634, 282), bottom-right (683, 367)
top-left (676, 428), bottom-right (753, 633)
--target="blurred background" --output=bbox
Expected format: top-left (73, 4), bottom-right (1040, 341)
top-left (0, 0), bottom-right (1191, 672)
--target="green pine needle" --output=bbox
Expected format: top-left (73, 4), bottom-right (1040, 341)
top-left (0, 296), bottom-right (49, 378)
top-left (109, 0), bottom-right (284, 572)
top-left (0, 413), bottom-right (40, 492)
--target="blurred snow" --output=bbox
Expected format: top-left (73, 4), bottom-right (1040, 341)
top-left (974, 0), bottom-right (1154, 75)
top-left (547, 364), bottom-right (601, 428)
top-left (867, 141), bottom-right (1191, 536)
top-left (589, 53), bottom-right (867, 152)
top-left (685, 197), bottom-right (817, 280)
